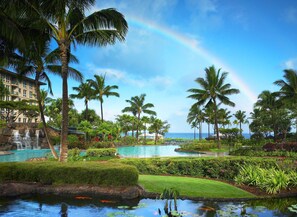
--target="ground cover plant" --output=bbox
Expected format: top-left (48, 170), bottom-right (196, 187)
top-left (235, 164), bottom-right (297, 194)
top-left (0, 161), bottom-right (138, 186)
top-left (139, 175), bottom-right (255, 198)
top-left (111, 157), bottom-right (294, 181)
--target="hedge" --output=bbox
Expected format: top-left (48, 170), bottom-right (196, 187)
top-left (230, 147), bottom-right (297, 158)
top-left (0, 161), bottom-right (138, 186)
top-left (86, 148), bottom-right (117, 157)
top-left (111, 157), bottom-right (296, 181)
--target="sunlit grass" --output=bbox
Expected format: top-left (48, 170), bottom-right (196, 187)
top-left (139, 175), bottom-right (255, 198)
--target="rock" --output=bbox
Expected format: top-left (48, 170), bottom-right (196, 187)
top-left (0, 183), bottom-right (39, 197)
top-left (0, 182), bottom-right (145, 199)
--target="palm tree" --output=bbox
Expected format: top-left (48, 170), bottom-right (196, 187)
top-left (234, 110), bottom-right (247, 136)
top-left (187, 65), bottom-right (240, 148)
top-left (187, 104), bottom-right (204, 140)
top-left (141, 116), bottom-right (150, 143)
top-left (122, 94), bottom-right (156, 140)
top-left (87, 74), bottom-right (119, 122)
top-left (218, 108), bottom-right (232, 129)
top-left (116, 114), bottom-right (135, 136)
top-left (8, 34), bottom-right (82, 159)
top-left (70, 81), bottom-right (94, 121)
top-left (274, 69), bottom-right (297, 138)
top-left (149, 116), bottom-right (170, 144)
top-left (203, 104), bottom-right (215, 138)
top-left (17, 0), bottom-right (128, 162)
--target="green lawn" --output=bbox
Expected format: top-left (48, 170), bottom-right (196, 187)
top-left (139, 175), bottom-right (255, 198)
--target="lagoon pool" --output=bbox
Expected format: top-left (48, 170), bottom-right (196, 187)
top-left (1, 195), bottom-right (296, 217)
top-left (0, 149), bottom-right (52, 162)
top-left (0, 145), bottom-right (201, 162)
top-left (117, 145), bottom-right (202, 158)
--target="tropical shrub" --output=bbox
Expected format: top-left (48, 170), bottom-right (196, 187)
top-left (178, 140), bottom-right (218, 152)
top-left (230, 147), bottom-right (297, 158)
top-left (112, 157), bottom-right (288, 180)
top-left (235, 165), bottom-right (295, 194)
top-left (263, 142), bottom-right (297, 152)
top-left (118, 136), bottom-right (138, 146)
top-left (0, 162), bottom-right (138, 186)
top-left (68, 148), bottom-right (81, 162)
top-left (89, 141), bottom-right (115, 148)
top-left (86, 148), bottom-right (116, 157)
top-left (68, 135), bottom-right (85, 149)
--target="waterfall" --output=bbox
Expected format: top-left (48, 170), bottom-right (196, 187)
top-left (12, 130), bottom-right (23, 150)
top-left (35, 130), bottom-right (40, 149)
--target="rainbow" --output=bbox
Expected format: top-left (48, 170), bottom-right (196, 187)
top-left (128, 16), bottom-right (258, 103)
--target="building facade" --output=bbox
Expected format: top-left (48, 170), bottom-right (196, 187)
top-left (0, 69), bottom-right (45, 123)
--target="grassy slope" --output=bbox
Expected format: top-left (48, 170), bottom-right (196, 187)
top-left (139, 175), bottom-right (255, 198)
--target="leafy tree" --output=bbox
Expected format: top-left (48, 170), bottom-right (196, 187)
top-left (14, 0), bottom-right (128, 162)
top-left (79, 109), bottom-right (100, 124)
top-left (217, 108), bottom-right (232, 128)
top-left (122, 94), bottom-right (156, 140)
top-left (187, 65), bottom-right (240, 148)
top-left (0, 78), bottom-right (9, 100)
top-left (87, 74), bottom-right (119, 122)
top-left (274, 69), bottom-right (297, 139)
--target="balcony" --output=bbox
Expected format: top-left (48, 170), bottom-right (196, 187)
top-left (10, 91), bottom-right (19, 97)
top-left (11, 81), bottom-right (18, 86)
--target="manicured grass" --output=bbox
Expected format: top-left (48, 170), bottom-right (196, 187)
top-left (139, 175), bottom-right (255, 198)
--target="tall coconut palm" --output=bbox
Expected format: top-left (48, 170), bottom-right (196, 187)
top-left (17, 0), bottom-right (128, 162)
top-left (70, 81), bottom-right (94, 121)
top-left (218, 108), bottom-right (232, 129)
top-left (141, 116), bottom-right (150, 143)
top-left (234, 110), bottom-right (247, 136)
top-left (87, 74), bottom-right (119, 122)
top-left (9, 33), bottom-right (82, 159)
top-left (274, 69), bottom-right (297, 138)
top-left (187, 65), bottom-right (240, 148)
top-left (122, 94), bottom-right (156, 140)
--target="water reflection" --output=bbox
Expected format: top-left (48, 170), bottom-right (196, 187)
top-left (0, 195), bottom-right (296, 217)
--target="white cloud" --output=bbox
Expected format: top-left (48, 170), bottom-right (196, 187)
top-left (85, 64), bottom-right (173, 90)
top-left (284, 57), bottom-right (297, 69)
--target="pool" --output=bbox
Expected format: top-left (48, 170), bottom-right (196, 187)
top-left (117, 145), bottom-right (203, 158)
top-left (0, 195), bottom-right (296, 217)
top-left (0, 149), bottom-right (52, 162)
top-left (0, 145), bottom-right (202, 162)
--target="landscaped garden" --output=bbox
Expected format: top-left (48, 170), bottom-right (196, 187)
top-left (1, 0), bottom-right (297, 216)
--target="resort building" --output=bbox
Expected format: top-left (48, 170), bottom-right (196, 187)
top-left (0, 68), bottom-right (45, 123)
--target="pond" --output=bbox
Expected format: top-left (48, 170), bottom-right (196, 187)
top-left (117, 145), bottom-right (203, 158)
top-left (0, 195), bottom-right (296, 217)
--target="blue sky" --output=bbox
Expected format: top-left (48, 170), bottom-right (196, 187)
top-left (47, 0), bottom-right (297, 133)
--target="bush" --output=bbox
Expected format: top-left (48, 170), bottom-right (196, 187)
top-left (68, 148), bottom-right (81, 162)
top-left (235, 165), bottom-right (294, 194)
top-left (111, 157), bottom-right (290, 181)
top-left (263, 142), bottom-right (297, 152)
top-left (230, 147), bottom-right (297, 158)
top-left (178, 140), bottom-right (218, 152)
top-left (0, 161), bottom-right (138, 186)
top-left (89, 141), bottom-right (115, 149)
top-left (86, 148), bottom-right (117, 157)
top-left (118, 136), bottom-right (138, 146)
top-left (68, 135), bottom-right (85, 149)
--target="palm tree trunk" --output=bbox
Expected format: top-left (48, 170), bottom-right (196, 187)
top-left (213, 100), bottom-right (221, 149)
top-left (35, 80), bottom-right (58, 159)
top-left (59, 41), bottom-right (70, 162)
top-left (100, 100), bottom-right (103, 122)
top-left (208, 122), bottom-right (210, 137)
top-left (199, 122), bottom-right (202, 140)
top-left (239, 122), bottom-right (242, 136)
top-left (136, 114), bottom-right (140, 140)
top-left (85, 99), bottom-right (88, 121)
top-left (193, 128), bottom-right (196, 140)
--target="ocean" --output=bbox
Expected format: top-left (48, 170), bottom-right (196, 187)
top-left (164, 132), bottom-right (250, 139)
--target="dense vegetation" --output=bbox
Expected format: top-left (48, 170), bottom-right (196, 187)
top-left (0, 161), bottom-right (138, 186)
